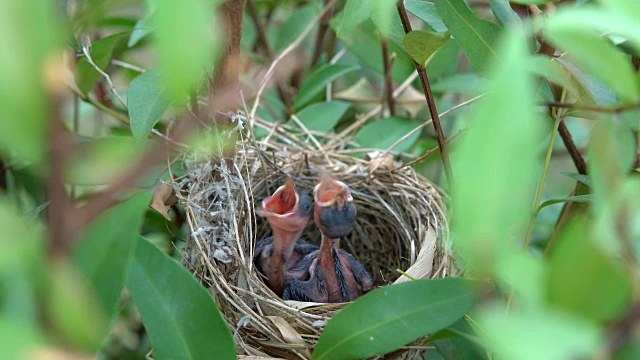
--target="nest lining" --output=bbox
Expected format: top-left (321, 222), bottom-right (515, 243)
top-left (171, 121), bottom-right (453, 359)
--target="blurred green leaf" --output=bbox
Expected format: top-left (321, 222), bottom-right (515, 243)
top-left (480, 307), bottom-right (602, 360)
top-left (555, 57), bottom-right (617, 106)
top-left (545, 25), bottom-right (639, 103)
top-left (405, 0), bottom-right (448, 32)
top-left (489, 0), bottom-right (522, 27)
top-left (294, 64), bottom-right (359, 110)
top-left (75, 32), bottom-right (129, 95)
top-left (152, 0), bottom-right (220, 99)
top-left (371, 0), bottom-right (405, 48)
top-left (495, 253), bottom-right (547, 309)
top-left (275, 5), bottom-right (317, 51)
top-left (128, 69), bottom-right (171, 141)
top-left (129, 15), bottom-right (153, 47)
top-left (66, 137), bottom-right (151, 186)
top-left (48, 261), bottom-right (110, 352)
top-left (0, 319), bottom-right (45, 360)
top-left (74, 192), bottom-right (151, 319)
top-left (314, 279), bottom-right (475, 360)
top-left (527, 55), bottom-right (581, 99)
top-left (451, 30), bottom-right (543, 272)
top-left (354, 116), bottom-right (421, 153)
top-left (615, 339), bottom-right (640, 360)
top-left (510, 0), bottom-right (554, 4)
top-left (127, 238), bottom-right (235, 359)
top-left (403, 30), bottom-right (451, 66)
top-left (293, 101), bottom-right (350, 132)
top-left (548, 219), bottom-right (632, 323)
top-left (0, 0), bottom-right (62, 163)
top-left (434, 0), bottom-right (501, 74)
top-left (338, 0), bottom-right (375, 35)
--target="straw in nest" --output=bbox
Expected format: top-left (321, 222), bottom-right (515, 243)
top-left (170, 118), bottom-right (453, 359)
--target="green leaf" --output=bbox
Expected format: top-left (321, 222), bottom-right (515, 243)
top-left (73, 192), bottom-right (151, 318)
top-left (75, 32), bottom-right (129, 94)
top-left (127, 238), bottom-right (235, 359)
top-left (354, 116), bottom-right (421, 153)
top-left (152, 0), bottom-right (220, 99)
top-left (451, 30), bottom-right (543, 273)
top-left (128, 69), bottom-right (171, 141)
top-left (293, 101), bottom-right (350, 132)
top-left (545, 24), bottom-right (639, 103)
top-left (561, 172), bottom-right (592, 187)
top-left (480, 307), bottom-right (603, 360)
top-left (275, 5), bottom-right (317, 51)
top-left (537, 194), bottom-right (593, 213)
top-left (403, 30), bottom-right (451, 66)
top-left (314, 278), bottom-right (475, 360)
top-left (129, 15), bottom-right (153, 47)
top-left (489, 0), bottom-right (522, 27)
top-left (294, 64), bottom-right (359, 110)
top-left (434, 0), bottom-right (501, 74)
top-left (405, 0), bottom-right (448, 32)
top-left (371, 0), bottom-right (405, 48)
top-left (339, 0), bottom-right (375, 35)
top-left (548, 219), bottom-right (632, 323)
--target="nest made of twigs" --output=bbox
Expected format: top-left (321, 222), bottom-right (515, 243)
top-left (171, 118), bottom-right (454, 359)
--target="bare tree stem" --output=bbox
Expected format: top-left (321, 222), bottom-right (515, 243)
top-left (397, 0), bottom-right (453, 187)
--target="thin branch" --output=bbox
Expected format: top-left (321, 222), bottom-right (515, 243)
top-left (381, 38), bottom-right (396, 116)
top-left (246, 0), bottom-right (293, 110)
top-left (544, 100), bottom-right (640, 113)
top-left (392, 128), bottom-right (466, 172)
top-left (250, 0), bottom-right (337, 120)
top-left (111, 59), bottom-right (146, 73)
top-left (309, 0), bottom-right (334, 67)
top-left (81, 42), bottom-right (128, 109)
top-left (397, 0), bottom-right (453, 187)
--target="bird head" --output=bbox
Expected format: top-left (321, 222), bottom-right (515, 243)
top-left (313, 174), bottom-right (357, 238)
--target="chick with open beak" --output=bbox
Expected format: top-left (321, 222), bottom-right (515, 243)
top-left (283, 175), bottom-right (373, 303)
top-left (254, 178), bottom-right (317, 297)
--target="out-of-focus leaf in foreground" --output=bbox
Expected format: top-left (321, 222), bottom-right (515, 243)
top-left (314, 278), bottom-right (475, 360)
top-left (0, 0), bottom-right (63, 163)
top-left (152, 0), bottom-right (221, 99)
top-left (74, 192), bottom-right (151, 320)
top-left (480, 307), bottom-right (603, 360)
top-left (451, 30), bottom-right (543, 273)
top-left (127, 238), bottom-right (236, 360)
top-left (548, 219), bottom-right (632, 323)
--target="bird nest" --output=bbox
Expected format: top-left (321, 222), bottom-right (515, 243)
top-left (171, 119), bottom-right (454, 359)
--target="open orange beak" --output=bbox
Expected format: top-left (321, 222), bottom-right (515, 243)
top-left (261, 177), bottom-right (299, 217)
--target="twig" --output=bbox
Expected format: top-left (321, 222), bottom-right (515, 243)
top-left (246, 0), bottom-right (293, 109)
top-left (81, 42), bottom-right (128, 109)
top-left (382, 94), bottom-right (484, 157)
top-left (392, 128), bottom-right (466, 171)
top-left (397, 0), bottom-right (453, 187)
top-left (381, 38), bottom-right (396, 116)
top-left (310, 0), bottom-right (334, 67)
top-left (250, 0), bottom-right (337, 120)
top-left (111, 59), bottom-right (146, 73)
top-left (543, 100), bottom-right (640, 113)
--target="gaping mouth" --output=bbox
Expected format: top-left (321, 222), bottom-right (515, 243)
top-left (314, 175), bottom-right (352, 208)
top-left (261, 178), bottom-right (298, 216)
